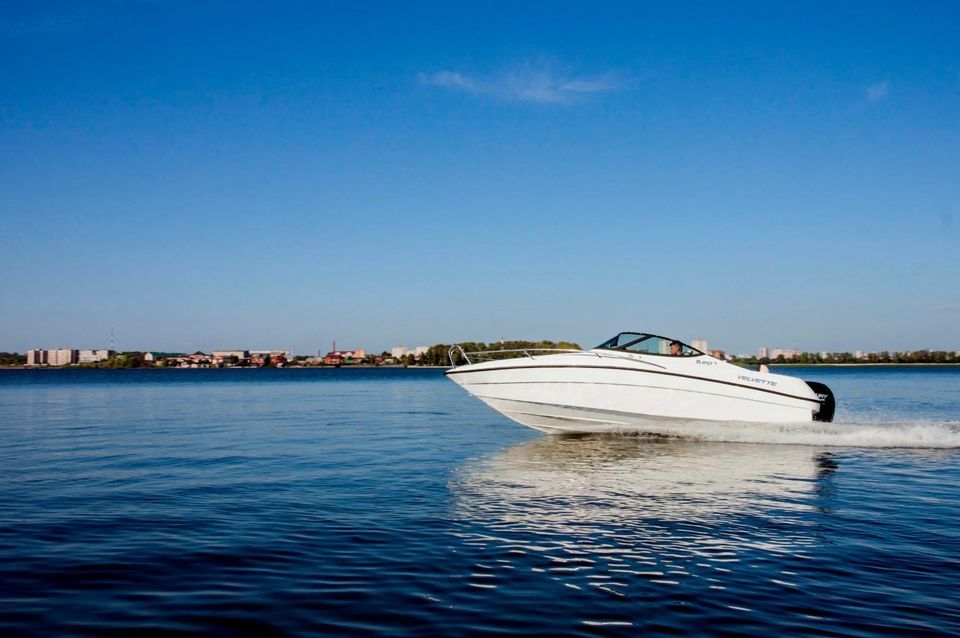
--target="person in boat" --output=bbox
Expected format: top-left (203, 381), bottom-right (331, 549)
top-left (669, 340), bottom-right (682, 356)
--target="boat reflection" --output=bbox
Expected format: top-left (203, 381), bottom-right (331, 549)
top-left (450, 435), bottom-right (837, 577)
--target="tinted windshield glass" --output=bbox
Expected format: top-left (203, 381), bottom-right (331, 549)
top-left (595, 333), bottom-right (647, 350)
top-left (595, 333), bottom-right (702, 357)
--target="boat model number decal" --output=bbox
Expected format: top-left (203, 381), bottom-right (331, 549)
top-left (737, 375), bottom-right (778, 387)
top-left (696, 359), bottom-right (716, 365)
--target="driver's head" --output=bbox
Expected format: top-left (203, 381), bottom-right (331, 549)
top-left (669, 341), bottom-right (682, 354)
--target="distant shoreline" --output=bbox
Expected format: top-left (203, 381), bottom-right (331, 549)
top-left (0, 365), bottom-right (453, 370)
top-left (2, 362), bottom-right (959, 371)
top-left (769, 363), bottom-right (960, 367)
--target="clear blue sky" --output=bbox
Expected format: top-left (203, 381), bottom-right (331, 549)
top-left (2, 1), bottom-right (958, 355)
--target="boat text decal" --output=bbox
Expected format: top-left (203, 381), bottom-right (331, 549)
top-left (737, 375), bottom-right (777, 387)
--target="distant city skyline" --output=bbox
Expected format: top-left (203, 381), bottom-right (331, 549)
top-left (2, 3), bottom-right (958, 354)
top-left (17, 343), bottom-right (959, 371)
top-left (15, 339), bottom-right (958, 361)
top-left (7, 324), bottom-right (960, 360)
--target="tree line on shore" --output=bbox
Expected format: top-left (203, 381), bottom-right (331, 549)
top-left (0, 352), bottom-right (25, 366)
top-left (411, 340), bottom-right (583, 366)
top-left (736, 350), bottom-right (959, 365)
top-left (394, 345), bottom-right (960, 366)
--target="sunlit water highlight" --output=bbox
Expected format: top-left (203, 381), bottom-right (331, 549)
top-left (616, 418), bottom-right (960, 447)
top-left (0, 366), bottom-right (958, 635)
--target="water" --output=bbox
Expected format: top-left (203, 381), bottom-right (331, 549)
top-left (0, 366), bottom-right (958, 636)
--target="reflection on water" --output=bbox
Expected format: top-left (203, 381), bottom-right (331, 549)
top-left (450, 436), bottom-right (836, 606)
top-left (454, 434), bottom-right (835, 522)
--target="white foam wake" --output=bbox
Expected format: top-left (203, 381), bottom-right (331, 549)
top-left (630, 420), bottom-right (960, 448)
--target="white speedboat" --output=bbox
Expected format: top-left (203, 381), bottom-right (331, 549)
top-left (445, 332), bottom-right (835, 434)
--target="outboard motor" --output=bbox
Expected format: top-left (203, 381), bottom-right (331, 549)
top-left (806, 381), bottom-right (836, 422)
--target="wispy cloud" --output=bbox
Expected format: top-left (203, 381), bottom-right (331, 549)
top-left (866, 80), bottom-right (890, 103)
top-left (419, 71), bottom-right (478, 92)
top-left (418, 60), bottom-right (631, 104)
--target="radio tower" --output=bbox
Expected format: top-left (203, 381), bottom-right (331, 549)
top-left (109, 327), bottom-right (115, 352)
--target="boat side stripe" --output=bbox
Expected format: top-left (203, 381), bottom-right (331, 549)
top-left (445, 363), bottom-right (821, 405)
top-left (475, 396), bottom-right (748, 422)
top-left (468, 381), bottom-right (805, 408)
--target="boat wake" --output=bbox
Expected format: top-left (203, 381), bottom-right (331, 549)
top-left (614, 419), bottom-right (960, 448)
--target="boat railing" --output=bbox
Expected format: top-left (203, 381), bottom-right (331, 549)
top-left (448, 346), bottom-right (585, 368)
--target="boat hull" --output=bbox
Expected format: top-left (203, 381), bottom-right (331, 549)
top-left (446, 352), bottom-right (822, 434)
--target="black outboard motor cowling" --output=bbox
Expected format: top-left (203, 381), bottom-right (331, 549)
top-left (806, 381), bottom-right (836, 422)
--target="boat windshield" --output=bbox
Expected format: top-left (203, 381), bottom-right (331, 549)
top-left (595, 332), bottom-right (703, 357)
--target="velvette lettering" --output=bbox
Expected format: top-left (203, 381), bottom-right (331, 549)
top-left (737, 375), bottom-right (778, 387)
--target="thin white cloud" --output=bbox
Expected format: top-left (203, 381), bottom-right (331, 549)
top-left (866, 80), bottom-right (890, 103)
top-left (419, 61), bottom-right (629, 104)
top-left (418, 71), bottom-right (477, 92)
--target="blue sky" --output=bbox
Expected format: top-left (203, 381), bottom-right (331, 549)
top-left (2, 1), bottom-right (958, 355)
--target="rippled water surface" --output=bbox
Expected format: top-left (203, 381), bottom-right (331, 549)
top-left (1, 366), bottom-right (959, 636)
